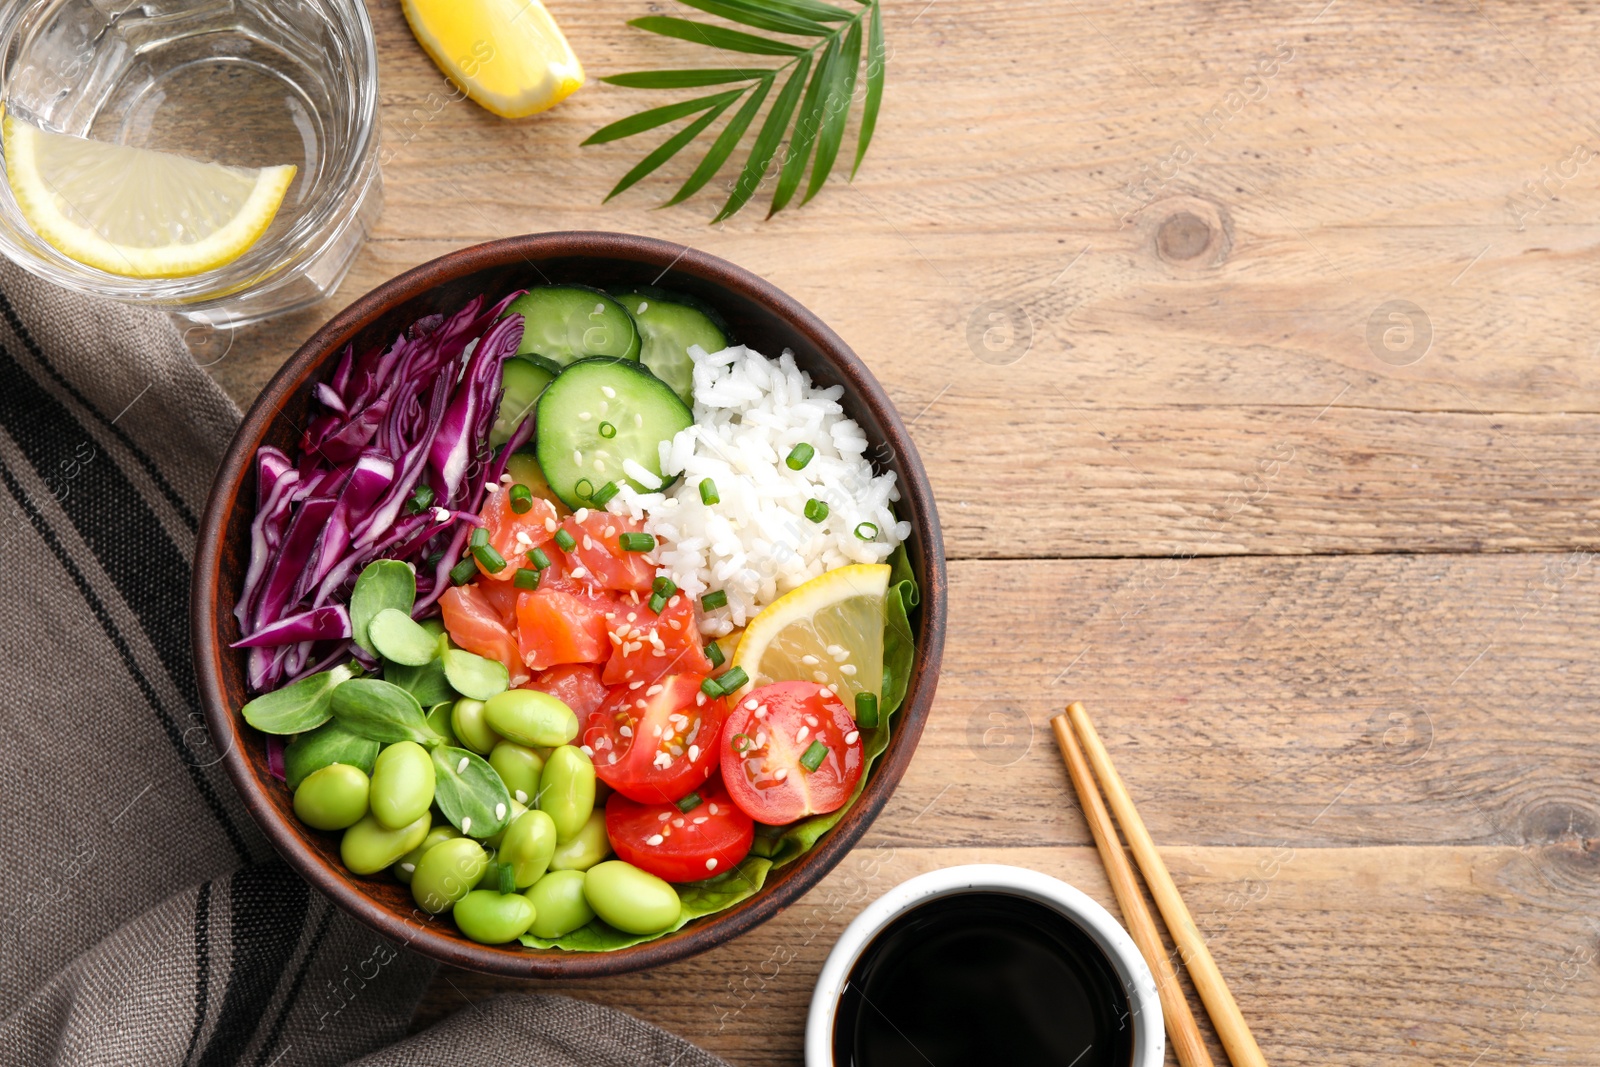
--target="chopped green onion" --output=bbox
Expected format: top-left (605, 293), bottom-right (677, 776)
top-left (425, 551), bottom-right (444, 566)
top-left (590, 480), bottom-right (620, 506)
top-left (799, 740), bottom-right (830, 772)
top-left (699, 479), bottom-right (720, 506)
top-left (553, 529), bottom-right (576, 552)
top-left (704, 641), bottom-right (725, 668)
top-left (498, 862), bottom-right (515, 895)
top-left (855, 692), bottom-right (880, 728)
top-left (449, 557), bottom-right (478, 585)
top-left (472, 544), bottom-right (507, 573)
top-left (618, 532), bottom-right (656, 552)
top-left (469, 526), bottom-right (489, 548)
top-left (729, 731), bottom-right (754, 753)
top-left (786, 443), bottom-right (815, 470)
top-left (574, 478), bottom-right (594, 499)
top-left (804, 498), bottom-right (829, 523)
top-left (599, 421), bottom-right (617, 438)
top-left (675, 792), bottom-right (703, 813)
top-left (854, 522), bottom-right (878, 541)
top-left (514, 568), bottom-right (541, 591)
top-left (528, 547), bottom-right (551, 570)
top-left (648, 592), bottom-right (667, 614)
top-left (508, 484), bottom-right (533, 514)
top-left (652, 576), bottom-right (677, 598)
top-left (701, 590), bottom-right (728, 611)
top-left (714, 666), bottom-right (748, 693)
top-left (405, 484), bottom-right (436, 514)
top-left (700, 676), bottom-right (725, 697)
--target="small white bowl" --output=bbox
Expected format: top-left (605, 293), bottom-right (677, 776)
top-left (805, 864), bottom-right (1165, 1067)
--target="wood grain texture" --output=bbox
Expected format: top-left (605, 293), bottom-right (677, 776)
top-left (196, 0), bottom-right (1600, 1062)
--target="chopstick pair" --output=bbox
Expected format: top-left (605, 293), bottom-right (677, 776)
top-left (1051, 702), bottom-right (1268, 1067)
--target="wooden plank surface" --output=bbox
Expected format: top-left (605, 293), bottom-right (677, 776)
top-left (201, 0), bottom-right (1600, 1062)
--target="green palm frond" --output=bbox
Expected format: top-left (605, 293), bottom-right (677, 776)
top-left (584, 0), bottom-right (888, 221)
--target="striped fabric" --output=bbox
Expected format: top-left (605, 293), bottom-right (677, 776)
top-left (0, 264), bottom-right (729, 1067)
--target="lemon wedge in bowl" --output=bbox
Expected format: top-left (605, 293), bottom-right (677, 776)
top-left (3, 115), bottom-right (296, 279)
top-left (731, 564), bottom-right (891, 708)
top-left (402, 0), bottom-right (584, 119)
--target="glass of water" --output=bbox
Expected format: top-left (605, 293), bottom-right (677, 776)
top-left (0, 0), bottom-right (381, 326)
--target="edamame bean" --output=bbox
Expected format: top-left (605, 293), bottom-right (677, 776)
top-left (548, 809), bottom-right (612, 873)
top-left (424, 703), bottom-right (459, 747)
top-left (453, 890), bottom-right (537, 944)
top-left (450, 698), bottom-right (502, 755)
top-left (524, 869), bottom-right (595, 938)
top-left (488, 741), bottom-right (544, 806)
top-left (369, 741), bottom-right (435, 830)
top-left (393, 825), bottom-right (460, 884)
top-left (483, 690), bottom-right (579, 748)
top-left (482, 800), bottom-right (528, 850)
top-left (293, 763), bottom-right (370, 831)
top-left (538, 745), bottom-right (595, 842)
top-left (341, 811), bottom-right (431, 875)
top-left (411, 836), bottom-right (488, 914)
top-left (584, 861), bottom-right (681, 936)
top-left (498, 809), bottom-right (559, 887)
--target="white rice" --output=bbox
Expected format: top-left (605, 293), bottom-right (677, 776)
top-left (607, 344), bottom-right (911, 636)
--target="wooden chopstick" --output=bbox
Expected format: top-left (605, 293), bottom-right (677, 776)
top-left (1064, 701), bottom-right (1269, 1067)
top-left (1051, 714), bottom-right (1217, 1067)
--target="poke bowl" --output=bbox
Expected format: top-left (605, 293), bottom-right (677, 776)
top-left (192, 232), bottom-right (946, 977)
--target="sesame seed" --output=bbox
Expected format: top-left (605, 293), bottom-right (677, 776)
top-left (694, 816), bottom-right (709, 825)
top-left (668, 595), bottom-right (680, 608)
top-left (629, 681), bottom-right (644, 690)
top-left (796, 726), bottom-right (810, 743)
top-left (578, 411), bottom-right (592, 420)
top-left (456, 757), bottom-right (469, 773)
top-left (845, 730), bottom-right (860, 745)
top-left (575, 509), bottom-right (589, 522)
top-left (826, 643), bottom-right (845, 656)
top-left (619, 725), bottom-right (633, 737)
top-left (609, 752), bottom-right (620, 763)
top-left (647, 834), bottom-right (664, 846)
top-left (688, 744), bottom-right (700, 761)
top-left (432, 507), bottom-right (451, 523)
top-left (646, 683), bottom-right (664, 696)
top-left (813, 670), bottom-right (829, 683)
top-left (653, 724), bottom-right (663, 737)
top-left (400, 862), bottom-right (416, 873)
top-left (495, 803), bottom-right (507, 820)
top-left (461, 816), bottom-right (473, 833)
top-left (658, 812), bottom-right (671, 821)
top-left (840, 664), bottom-right (858, 676)
top-left (672, 817), bottom-right (685, 828)
top-left (635, 413), bottom-right (643, 427)
top-left (696, 692), bottom-right (706, 706)
top-left (515, 789), bottom-right (528, 804)
top-left (774, 767), bottom-right (789, 781)
top-left (500, 473), bottom-right (514, 485)
top-left (706, 858), bottom-right (718, 871)
top-left (544, 517), bottom-right (557, 533)
top-left (573, 450), bottom-right (583, 465)
top-left (801, 654), bottom-right (820, 666)
top-left (709, 803), bottom-right (720, 815)
top-left (572, 567), bottom-right (589, 579)
top-left (602, 386), bottom-right (617, 398)
top-left (594, 459), bottom-right (606, 472)
top-left (627, 612), bottom-right (638, 622)
top-left (804, 715), bottom-right (819, 727)
top-left (580, 745), bottom-right (594, 756)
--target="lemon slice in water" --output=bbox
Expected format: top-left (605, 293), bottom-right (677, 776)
top-left (3, 115), bottom-right (296, 279)
top-left (731, 564), bottom-right (890, 708)
top-left (402, 0), bottom-right (584, 119)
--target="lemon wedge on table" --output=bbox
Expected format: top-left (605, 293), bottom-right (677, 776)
top-left (402, 0), bottom-right (584, 119)
top-left (3, 116), bottom-right (296, 279)
top-left (731, 564), bottom-right (890, 710)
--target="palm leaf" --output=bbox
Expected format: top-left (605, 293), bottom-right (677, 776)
top-left (803, 16), bottom-right (860, 205)
top-left (769, 36), bottom-right (836, 216)
top-left (630, 16), bottom-right (806, 55)
top-left (602, 69), bottom-right (771, 89)
top-left (605, 98), bottom-right (738, 201)
top-left (591, 0), bottom-right (886, 220)
top-left (584, 89), bottom-right (743, 144)
top-left (664, 74), bottom-right (774, 206)
top-left (716, 54), bottom-right (812, 222)
top-left (676, 0), bottom-right (832, 36)
top-left (851, 0), bottom-right (885, 179)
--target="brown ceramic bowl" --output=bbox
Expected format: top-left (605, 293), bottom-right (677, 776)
top-left (192, 232), bottom-right (946, 977)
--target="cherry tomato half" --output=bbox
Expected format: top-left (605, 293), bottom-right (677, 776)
top-left (720, 681), bottom-right (863, 825)
top-left (584, 674), bottom-right (729, 803)
top-left (605, 779), bottom-right (753, 882)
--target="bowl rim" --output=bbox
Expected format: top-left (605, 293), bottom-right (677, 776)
top-left (802, 864), bottom-right (1165, 1066)
top-left (192, 230), bottom-right (948, 977)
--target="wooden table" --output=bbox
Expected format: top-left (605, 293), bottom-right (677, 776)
top-left (208, 1), bottom-right (1600, 1063)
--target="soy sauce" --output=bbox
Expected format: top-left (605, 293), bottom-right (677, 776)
top-left (832, 892), bottom-right (1135, 1067)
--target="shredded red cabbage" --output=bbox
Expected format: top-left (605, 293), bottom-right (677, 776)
top-left (233, 291), bottom-right (526, 691)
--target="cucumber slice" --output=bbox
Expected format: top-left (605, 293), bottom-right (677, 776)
top-left (503, 286), bottom-right (641, 369)
top-left (489, 357), bottom-right (555, 447)
top-left (504, 449), bottom-right (570, 516)
top-left (615, 291), bottom-right (729, 405)
top-left (534, 358), bottom-right (693, 509)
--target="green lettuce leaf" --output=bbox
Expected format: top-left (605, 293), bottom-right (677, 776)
top-left (520, 545), bottom-right (921, 949)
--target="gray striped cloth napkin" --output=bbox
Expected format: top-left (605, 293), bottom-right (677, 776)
top-left (0, 261), bottom-right (730, 1067)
